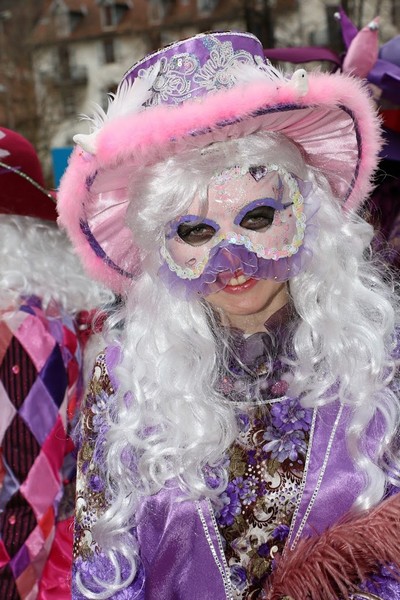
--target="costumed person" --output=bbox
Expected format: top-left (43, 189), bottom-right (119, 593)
top-left (0, 127), bottom-right (114, 599)
top-left (262, 10), bottom-right (400, 274)
top-left (58, 32), bottom-right (400, 599)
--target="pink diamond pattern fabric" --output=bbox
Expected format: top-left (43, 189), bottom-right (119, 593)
top-left (0, 296), bottom-right (82, 599)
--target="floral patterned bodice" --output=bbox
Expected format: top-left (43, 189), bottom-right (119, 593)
top-left (204, 306), bottom-right (311, 597)
top-left (214, 398), bottom-right (312, 599)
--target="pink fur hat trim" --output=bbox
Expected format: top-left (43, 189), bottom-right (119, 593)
top-left (58, 35), bottom-right (382, 292)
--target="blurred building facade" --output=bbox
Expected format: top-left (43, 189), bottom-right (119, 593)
top-left (30, 0), bottom-right (246, 164)
top-left (0, 0), bottom-right (398, 182)
top-left (0, 2), bottom-right (47, 140)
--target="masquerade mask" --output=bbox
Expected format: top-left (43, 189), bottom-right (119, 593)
top-left (160, 164), bottom-right (314, 296)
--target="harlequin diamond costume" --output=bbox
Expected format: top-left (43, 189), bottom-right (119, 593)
top-left (58, 32), bottom-right (400, 599)
top-left (0, 128), bottom-right (111, 599)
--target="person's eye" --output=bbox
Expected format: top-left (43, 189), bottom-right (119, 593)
top-left (177, 222), bottom-right (216, 246)
top-left (239, 206), bottom-right (275, 231)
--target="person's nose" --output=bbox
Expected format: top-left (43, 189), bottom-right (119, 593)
top-left (216, 245), bottom-right (244, 274)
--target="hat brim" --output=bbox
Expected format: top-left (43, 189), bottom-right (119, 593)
top-left (58, 71), bottom-right (382, 292)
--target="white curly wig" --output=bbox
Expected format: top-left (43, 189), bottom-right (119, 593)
top-left (0, 214), bottom-right (114, 312)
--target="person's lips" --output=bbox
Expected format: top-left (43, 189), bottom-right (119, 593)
top-left (221, 272), bottom-right (258, 294)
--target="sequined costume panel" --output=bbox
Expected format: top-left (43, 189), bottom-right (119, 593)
top-left (0, 296), bottom-right (82, 600)
top-left (73, 352), bottom-right (111, 563)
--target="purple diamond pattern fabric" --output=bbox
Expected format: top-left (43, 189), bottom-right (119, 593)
top-left (0, 296), bottom-right (83, 599)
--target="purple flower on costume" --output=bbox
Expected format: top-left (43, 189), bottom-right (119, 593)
top-left (93, 436), bottom-right (107, 464)
top-left (74, 552), bottom-right (143, 598)
top-left (230, 564), bottom-right (248, 591)
top-left (232, 476), bottom-right (258, 506)
top-left (271, 398), bottom-right (312, 433)
top-left (204, 458), bottom-right (228, 490)
top-left (242, 488), bottom-right (257, 506)
top-left (237, 412), bottom-right (250, 432)
top-left (272, 523), bottom-right (290, 541)
top-left (89, 474), bottom-right (104, 492)
top-left (91, 393), bottom-right (114, 464)
top-left (217, 482), bottom-right (241, 526)
top-left (91, 392), bottom-right (111, 435)
top-left (232, 476), bottom-right (248, 496)
top-left (205, 474), bottom-right (222, 490)
top-left (361, 565), bottom-right (400, 600)
top-left (262, 427), bottom-right (307, 462)
top-left (248, 449), bottom-right (257, 466)
top-left (258, 543), bottom-right (270, 558)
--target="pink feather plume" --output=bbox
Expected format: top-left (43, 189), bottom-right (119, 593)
top-left (265, 492), bottom-right (400, 600)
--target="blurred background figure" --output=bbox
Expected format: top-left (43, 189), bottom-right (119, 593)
top-left (0, 127), bottom-right (113, 599)
top-left (263, 7), bottom-right (400, 271)
top-left (338, 9), bottom-right (400, 270)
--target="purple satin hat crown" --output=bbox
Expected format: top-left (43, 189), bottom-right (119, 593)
top-left (58, 30), bottom-right (382, 293)
top-left (122, 31), bottom-right (265, 106)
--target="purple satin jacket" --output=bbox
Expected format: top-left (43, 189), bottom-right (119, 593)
top-left (73, 345), bottom-right (400, 599)
top-left (135, 401), bottom-right (397, 599)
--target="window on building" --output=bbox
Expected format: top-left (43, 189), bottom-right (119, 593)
top-left (253, 0), bottom-right (264, 11)
top-left (275, 0), bottom-right (297, 11)
top-left (102, 3), bottom-right (117, 27)
top-left (197, 0), bottom-right (218, 15)
top-left (148, 0), bottom-right (172, 23)
top-left (52, 1), bottom-right (86, 36)
top-left (100, 0), bottom-right (130, 28)
top-left (70, 10), bottom-right (86, 31)
top-left (58, 45), bottom-right (71, 79)
top-left (53, 3), bottom-right (71, 37)
top-left (64, 91), bottom-right (76, 117)
top-left (103, 38), bottom-right (116, 63)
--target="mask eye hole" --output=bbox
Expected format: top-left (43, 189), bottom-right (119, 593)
top-left (177, 222), bottom-right (217, 246)
top-left (239, 206), bottom-right (275, 231)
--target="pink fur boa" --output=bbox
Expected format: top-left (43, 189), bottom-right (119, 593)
top-left (265, 492), bottom-right (400, 600)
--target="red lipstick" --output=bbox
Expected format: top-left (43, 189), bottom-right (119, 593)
top-left (222, 277), bottom-right (258, 294)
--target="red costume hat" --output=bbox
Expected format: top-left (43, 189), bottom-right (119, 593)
top-left (0, 127), bottom-right (57, 221)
